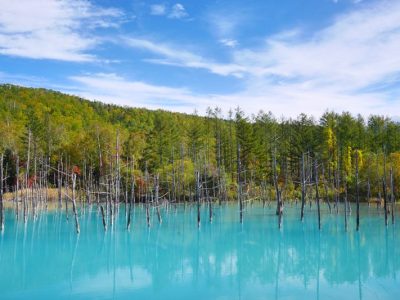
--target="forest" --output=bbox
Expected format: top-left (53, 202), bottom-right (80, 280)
top-left (0, 83), bottom-right (399, 231)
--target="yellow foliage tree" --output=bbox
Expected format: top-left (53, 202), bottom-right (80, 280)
top-left (344, 146), bottom-right (352, 176)
top-left (354, 149), bottom-right (363, 170)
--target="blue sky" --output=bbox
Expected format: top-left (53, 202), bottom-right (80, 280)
top-left (0, 0), bottom-right (400, 118)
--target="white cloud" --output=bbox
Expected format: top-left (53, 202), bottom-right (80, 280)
top-left (150, 4), bottom-right (166, 16)
top-left (220, 39), bottom-right (238, 48)
top-left (0, 0), bottom-right (123, 61)
top-left (168, 3), bottom-right (188, 19)
top-left (149, 3), bottom-right (188, 20)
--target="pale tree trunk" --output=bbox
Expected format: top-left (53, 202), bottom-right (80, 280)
top-left (390, 167), bottom-right (395, 225)
top-left (0, 154), bottom-right (4, 232)
top-left (355, 151), bottom-right (360, 231)
top-left (24, 129), bottom-right (31, 223)
top-left (344, 181), bottom-right (348, 231)
top-left (15, 155), bottom-right (19, 220)
top-left (314, 159), bottom-right (321, 230)
top-left (300, 153), bottom-right (306, 221)
top-left (127, 156), bottom-right (135, 230)
top-left (155, 174), bottom-right (162, 224)
top-left (383, 153), bottom-right (388, 227)
top-left (71, 173), bottom-right (80, 234)
top-left (237, 143), bottom-right (243, 223)
top-left (196, 171), bottom-right (201, 227)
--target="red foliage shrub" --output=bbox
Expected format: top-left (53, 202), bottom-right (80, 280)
top-left (72, 165), bottom-right (81, 176)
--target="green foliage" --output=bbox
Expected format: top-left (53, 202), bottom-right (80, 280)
top-left (1, 84), bottom-right (400, 200)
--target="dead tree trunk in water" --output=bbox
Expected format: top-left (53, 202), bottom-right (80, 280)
top-left (32, 145), bottom-right (37, 220)
top-left (124, 160), bottom-right (128, 212)
top-left (261, 181), bottom-right (267, 208)
top-left (334, 148), bottom-right (340, 214)
top-left (109, 158), bottom-right (114, 226)
top-left (105, 180), bottom-right (110, 226)
top-left (15, 155), bottom-right (19, 219)
top-left (273, 151), bottom-right (280, 215)
top-left (44, 156), bottom-right (50, 210)
top-left (180, 144), bottom-right (185, 203)
top-left (0, 154), bottom-right (4, 232)
top-left (344, 181), bottom-right (348, 231)
top-left (300, 153), bottom-right (306, 221)
top-left (237, 143), bottom-right (243, 223)
top-left (71, 173), bottom-right (80, 234)
top-left (273, 149), bottom-right (283, 228)
top-left (314, 159), bottom-right (321, 230)
top-left (355, 151), bottom-right (360, 231)
top-left (209, 185), bottom-right (213, 223)
top-left (24, 129), bottom-right (31, 223)
top-left (58, 159), bottom-right (63, 209)
top-left (115, 131), bottom-right (120, 207)
top-left (65, 161), bottom-right (69, 220)
top-left (100, 205), bottom-right (107, 231)
top-left (383, 153), bottom-right (388, 227)
top-left (15, 154), bottom-right (19, 220)
top-left (383, 177), bottom-right (388, 226)
top-left (390, 167), bottom-right (395, 225)
top-left (127, 157), bottom-right (135, 230)
top-left (145, 163), bottom-right (150, 227)
top-left (195, 171), bottom-right (201, 227)
top-left (155, 174), bottom-right (162, 224)
top-left (334, 169), bottom-right (339, 214)
top-left (367, 177), bottom-right (371, 208)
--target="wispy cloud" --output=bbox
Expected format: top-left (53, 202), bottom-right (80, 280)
top-left (0, 0), bottom-right (123, 62)
top-left (150, 4), bottom-right (166, 16)
top-left (219, 39), bottom-right (238, 48)
top-left (168, 3), bottom-right (188, 19)
top-left (123, 37), bottom-right (245, 77)
top-left (149, 3), bottom-right (188, 19)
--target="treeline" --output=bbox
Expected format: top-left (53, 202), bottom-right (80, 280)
top-left (0, 83), bottom-right (399, 205)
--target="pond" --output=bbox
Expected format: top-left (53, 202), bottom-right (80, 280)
top-left (0, 202), bottom-right (399, 299)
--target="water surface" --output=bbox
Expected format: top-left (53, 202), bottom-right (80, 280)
top-left (0, 203), bottom-right (399, 299)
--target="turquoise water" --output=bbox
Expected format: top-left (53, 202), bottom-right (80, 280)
top-left (0, 202), bottom-right (399, 299)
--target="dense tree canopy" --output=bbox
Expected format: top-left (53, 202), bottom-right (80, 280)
top-left (1, 84), bottom-right (399, 200)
